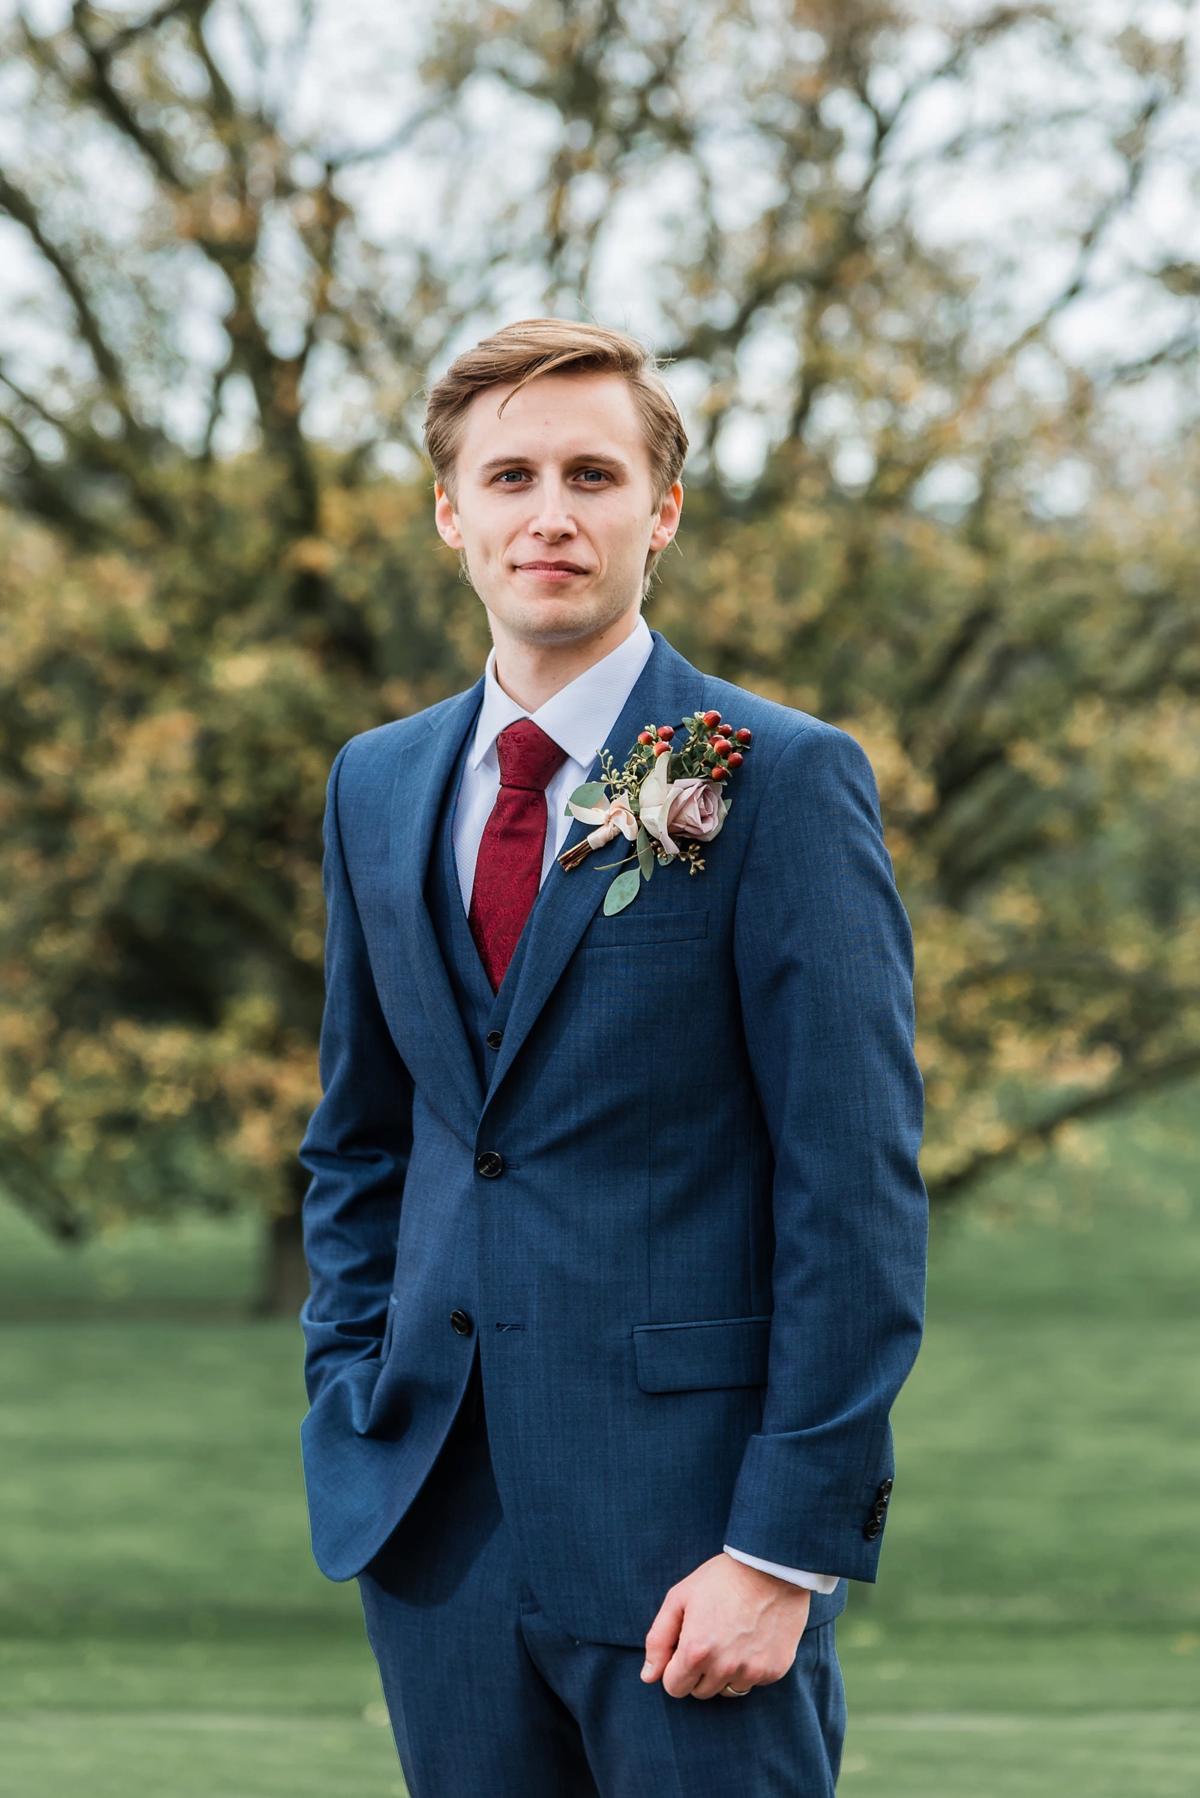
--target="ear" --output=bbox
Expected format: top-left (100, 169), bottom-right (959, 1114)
top-left (434, 484), bottom-right (464, 550)
top-left (648, 480), bottom-right (684, 555)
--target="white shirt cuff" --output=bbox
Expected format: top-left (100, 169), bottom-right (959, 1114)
top-left (723, 1546), bottom-right (839, 1595)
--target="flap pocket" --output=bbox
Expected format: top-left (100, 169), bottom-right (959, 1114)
top-left (633, 1315), bottom-right (771, 1393)
top-left (585, 909), bottom-right (708, 949)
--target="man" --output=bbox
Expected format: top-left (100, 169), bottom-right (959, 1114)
top-left (299, 319), bottom-right (927, 1796)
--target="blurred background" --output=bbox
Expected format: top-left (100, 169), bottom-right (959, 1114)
top-left (0, 1), bottom-right (1198, 1793)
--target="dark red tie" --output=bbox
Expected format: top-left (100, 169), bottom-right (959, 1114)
top-left (469, 719), bottom-right (567, 991)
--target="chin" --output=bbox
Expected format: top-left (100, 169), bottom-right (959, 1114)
top-left (497, 591), bottom-right (631, 646)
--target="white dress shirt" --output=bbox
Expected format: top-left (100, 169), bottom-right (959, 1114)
top-left (453, 616), bottom-right (656, 910)
top-left (452, 614), bottom-right (837, 1598)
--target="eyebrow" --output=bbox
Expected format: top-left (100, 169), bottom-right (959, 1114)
top-left (475, 451), bottom-right (631, 477)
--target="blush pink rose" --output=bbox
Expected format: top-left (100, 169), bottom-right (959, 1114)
top-left (658, 776), bottom-right (727, 856)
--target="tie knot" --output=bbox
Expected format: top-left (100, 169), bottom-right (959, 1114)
top-left (495, 719), bottom-right (567, 792)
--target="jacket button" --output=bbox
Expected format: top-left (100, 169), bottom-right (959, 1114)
top-left (877, 1478), bottom-right (894, 1499)
top-left (450, 1310), bottom-right (473, 1336)
top-left (476, 1150), bottom-right (505, 1179)
top-left (485, 1029), bottom-right (503, 1050)
top-left (863, 1517), bottom-right (883, 1541)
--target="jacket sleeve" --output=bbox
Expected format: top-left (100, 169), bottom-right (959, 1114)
top-left (726, 722), bottom-right (927, 1582)
top-left (298, 744), bottom-right (414, 1406)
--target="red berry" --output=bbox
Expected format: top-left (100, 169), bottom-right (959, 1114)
top-left (654, 740), bottom-right (671, 756)
top-left (714, 737), bottom-right (732, 757)
top-left (716, 722), bottom-right (733, 737)
top-left (710, 764), bottom-right (728, 782)
top-left (703, 710), bottom-right (722, 728)
top-left (727, 751), bottom-right (744, 769)
top-left (638, 731), bottom-right (654, 745)
top-left (735, 728), bottom-right (752, 745)
top-left (657, 725), bottom-right (674, 740)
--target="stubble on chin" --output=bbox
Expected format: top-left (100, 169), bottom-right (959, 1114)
top-left (475, 573), bottom-right (639, 650)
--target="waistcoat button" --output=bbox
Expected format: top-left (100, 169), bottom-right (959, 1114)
top-left (485, 1029), bottom-right (504, 1050)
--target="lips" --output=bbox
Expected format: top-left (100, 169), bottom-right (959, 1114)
top-left (517, 560), bottom-right (589, 576)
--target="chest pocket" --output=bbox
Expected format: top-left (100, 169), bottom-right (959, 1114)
top-left (583, 908), bottom-right (708, 950)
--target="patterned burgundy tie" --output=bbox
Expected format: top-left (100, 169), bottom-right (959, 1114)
top-left (469, 719), bottom-right (568, 991)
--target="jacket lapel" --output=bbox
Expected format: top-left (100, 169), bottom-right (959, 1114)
top-left (389, 682), bottom-right (487, 1136)
top-left (484, 635), bottom-right (701, 1105)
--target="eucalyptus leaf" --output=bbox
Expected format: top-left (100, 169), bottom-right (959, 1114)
top-left (603, 867), bottom-right (641, 915)
top-left (565, 780), bottom-right (608, 817)
top-left (637, 827), bottom-right (655, 881)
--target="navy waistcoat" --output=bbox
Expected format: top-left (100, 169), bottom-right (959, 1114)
top-left (425, 724), bottom-right (532, 1093)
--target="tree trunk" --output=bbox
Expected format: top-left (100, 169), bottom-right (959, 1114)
top-left (258, 1194), bottom-right (310, 1318)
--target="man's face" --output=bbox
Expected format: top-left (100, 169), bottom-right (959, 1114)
top-left (434, 371), bottom-right (682, 648)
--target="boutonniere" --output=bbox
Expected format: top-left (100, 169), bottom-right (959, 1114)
top-left (557, 709), bottom-right (753, 915)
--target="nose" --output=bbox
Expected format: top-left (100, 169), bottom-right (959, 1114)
top-left (529, 474), bottom-right (577, 543)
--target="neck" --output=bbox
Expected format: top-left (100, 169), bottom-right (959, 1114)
top-left (488, 605), bottom-right (642, 712)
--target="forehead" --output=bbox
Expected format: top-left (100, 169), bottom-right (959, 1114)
top-left (455, 370), bottom-right (651, 471)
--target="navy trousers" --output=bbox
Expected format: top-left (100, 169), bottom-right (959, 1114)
top-left (359, 1369), bottom-right (846, 1797)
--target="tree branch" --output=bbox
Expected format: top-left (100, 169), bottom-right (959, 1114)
top-left (0, 410), bottom-right (105, 544)
top-left (58, 3), bottom-right (192, 192)
top-left (0, 1134), bottom-right (91, 1241)
top-left (0, 362), bottom-right (176, 538)
top-left (0, 170), bottom-right (130, 402)
top-left (926, 1050), bottom-right (1200, 1202)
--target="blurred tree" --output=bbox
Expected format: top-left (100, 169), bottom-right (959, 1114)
top-left (0, 0), bottom-right (1198, 1308)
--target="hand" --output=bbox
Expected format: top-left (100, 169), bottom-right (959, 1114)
top-left (640, 1552), bottom-right (811, 1701)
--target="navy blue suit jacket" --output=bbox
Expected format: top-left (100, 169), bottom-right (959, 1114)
top-left (299, 632), bottom-right (927, 1646)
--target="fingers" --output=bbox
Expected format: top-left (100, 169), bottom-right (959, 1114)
top-left (662, 1633), bottom-right (715, 1700)
top-left (644, 1555), bottom-right (806, 1701)
top-left (678, 1654), bottom-right (756, 1702)
top-left (641, 1587), bottom-right (686, 1685)
top-left (666, 1651), bottom-right (785, 1701)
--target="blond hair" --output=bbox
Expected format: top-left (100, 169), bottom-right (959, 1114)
top-left (424, 318), bottom-right (688, 506)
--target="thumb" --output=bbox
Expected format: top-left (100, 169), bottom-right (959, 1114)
top-left (642, 1589), bottom-right (686, 1683)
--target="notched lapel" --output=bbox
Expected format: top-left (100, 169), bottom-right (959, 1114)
top-left (388, 685), bottom-right (486, 1137)
top-left (484, 637), bottom-right (701, 1105)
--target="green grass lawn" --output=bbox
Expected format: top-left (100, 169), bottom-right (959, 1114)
top-left (0, 1212), bottom-right (399, 1795)
top-left (1, 1086), bottom-right (1197, 1795)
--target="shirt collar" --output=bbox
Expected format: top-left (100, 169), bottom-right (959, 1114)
top-left (468, 615), bottom-right (654, 771)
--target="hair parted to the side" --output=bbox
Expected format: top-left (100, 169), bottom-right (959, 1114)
top-left (423, 318), bottom-right (689, 508)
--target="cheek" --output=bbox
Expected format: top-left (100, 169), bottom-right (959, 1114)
top-left (461, 507), bottom-right (513, 554)
top-left (599, 502), bottom-right (652, 554)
